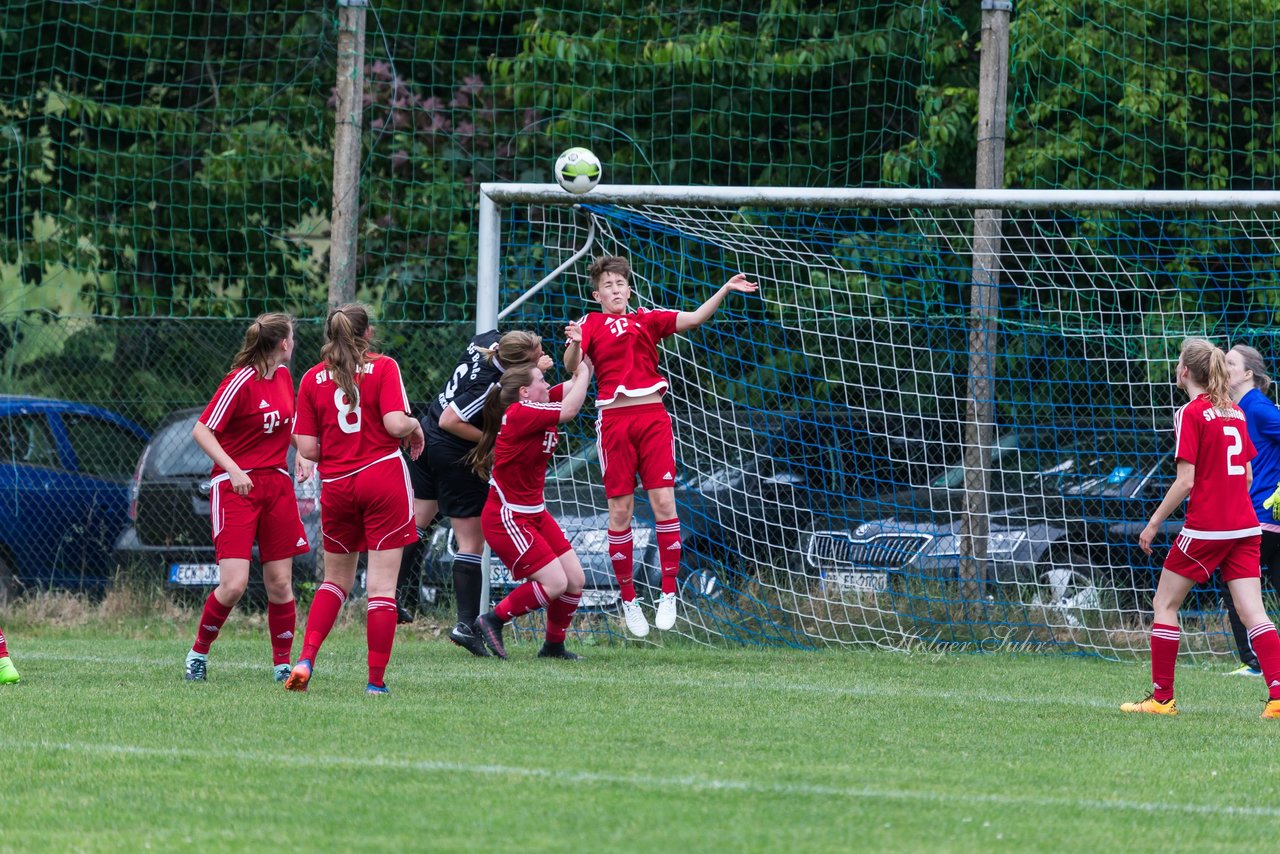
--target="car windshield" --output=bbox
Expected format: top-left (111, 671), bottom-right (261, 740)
top-left (148, 414), bottom-right (209, 477)
top-left (929, 430), bottom-right (1166, 497)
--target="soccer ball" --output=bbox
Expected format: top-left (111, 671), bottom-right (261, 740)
top-left (554, 147), bottom-right (602, 194)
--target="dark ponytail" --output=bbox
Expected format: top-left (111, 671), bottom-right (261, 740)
top-left (466, 364), bottom-right (537, 479)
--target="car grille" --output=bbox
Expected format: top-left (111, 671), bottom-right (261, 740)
top-left (806, 532), bottom-right (931, 569)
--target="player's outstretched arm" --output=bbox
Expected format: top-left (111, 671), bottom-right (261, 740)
top-left (563, 320), bottom-right (583, 372)
top-left (675, 273), bottom-right (759, 333)
top-left (557, 357), bottom-right (593, 424)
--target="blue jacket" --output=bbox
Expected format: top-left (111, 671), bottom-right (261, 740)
top-left (1238, 387), bottom-right (1280, 524)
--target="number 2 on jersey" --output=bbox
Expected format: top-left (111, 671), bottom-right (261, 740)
top-left (1224, 424), bottom-right (1245, 475)
top-left (334, 387), bottom-right (362, 434)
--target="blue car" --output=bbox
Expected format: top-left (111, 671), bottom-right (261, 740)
top-left (0, 395), bottom-right (150, 603)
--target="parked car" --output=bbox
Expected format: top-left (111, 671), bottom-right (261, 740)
top-left (0, 395), bottom-right (150, 603)
top-left (113, 407), bottom-right (321, 597)
top-left (800, 425), bottom-right (1188, 621)
top-left (414, 408), bottom-right (956, 610)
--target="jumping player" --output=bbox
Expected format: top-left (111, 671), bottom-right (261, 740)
top-left (287, 304), bottom-right (424, 694)
top-left (564, 255), bottom-right (757, 636)
top-left (1123, 337), bottom-right (1280, 718)
top-left (184, 313), bottom-right (310, 683)
top-left (404, 329), bottom-right (552, 656)
top-left (0, 626), bottom-right (19, 684)
top-left (469, 357), bottom-right (594, 660)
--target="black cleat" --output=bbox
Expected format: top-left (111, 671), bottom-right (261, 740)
top-left (474, 612), bottom-right (508, 660)
top-left (537, 641), bottom-right (582, 661)
top-left (449, 622), bottom-right (492, 658)
top-left (396, 605), bottom-right (415, 625)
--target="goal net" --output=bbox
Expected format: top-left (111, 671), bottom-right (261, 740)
top-left (479, 185), bottom-right (1280, 659)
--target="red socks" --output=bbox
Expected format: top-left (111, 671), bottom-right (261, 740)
top-left (656, 518), bottom-right (682, 595)
top-left (267, 599), bottom-right (296, 666)
top-left (0, 626), bottom-right (8, 658)
top-left (1150, 622), bottom-right (1180, 702)
top-left (1248, 622), bottom-right (1280, 700)
top-left (299, 582), bottom-right (348, 663)
top-left (609, 529), bottom-right (635, 601)
top-left (496, 581), bottom-right (548, 622)
top-left (546, 592), bottom-right (581, 643)
top-left (192, 591), bottom-right (234, 654)
top-left (366, 596), bottom-right (397, 687)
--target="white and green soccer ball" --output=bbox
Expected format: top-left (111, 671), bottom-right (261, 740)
top-left (554, 147), bottom-right (602, 194)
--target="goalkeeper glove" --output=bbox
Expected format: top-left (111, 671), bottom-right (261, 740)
top-left (1264, 483), bottom-right (1280, 520)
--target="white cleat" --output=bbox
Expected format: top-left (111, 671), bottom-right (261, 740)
top-left (656, 592), bottom-right (678, 630)
top-left (620, 597), bottom-right (650, 637)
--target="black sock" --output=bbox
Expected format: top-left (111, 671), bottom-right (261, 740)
top-left (453, 553), bottom-right (483, 626)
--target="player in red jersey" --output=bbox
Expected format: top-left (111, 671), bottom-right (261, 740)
top-left (183, 313), bottom-right (311, 683)
top-left (286, 304), bottom-right (424, 694)
top-left (0, 625), bottom-right (19, 684)
top-left (563, 255), bottom-right (757, 636)
top-left (1123, 337), bottom-right (1280, 718)
top-left (469, 357), bottom-right (594, 660)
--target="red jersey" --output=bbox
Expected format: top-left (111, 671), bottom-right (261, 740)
top-left (198, 366), bottom-right (296, 479)
top-left (294, 355), bottom-right (411, 480)
top-left (578, 308), bottom-right (678, 406)
top-left (1174, 394), bottom-right (1261, 538)
top-left (489, 385), bottom-right (566, 512)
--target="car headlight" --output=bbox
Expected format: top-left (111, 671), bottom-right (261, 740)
top-left (923, 530), bottom-right (1025, 558)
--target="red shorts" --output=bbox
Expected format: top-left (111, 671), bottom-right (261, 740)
top-left (596, 403), bottom-right (677, 498)
top-left (481, 496), bottom-right (573, 580)
top-left (320, 456), bottom-right (417, 554)
top-left (211, 470), bottom-right (309, 564)
top-left (1164, 533), bottom-right (1261, 584)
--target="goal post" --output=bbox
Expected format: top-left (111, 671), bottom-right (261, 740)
top-left (476, 183), bottom-right (1280, 658)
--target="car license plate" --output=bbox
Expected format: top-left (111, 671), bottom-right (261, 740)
top-left (579, 589), bottom-right (620, 608)
top-left (168, 563), bottom-right (220, 586)
top-left (825, 570), bottom-right (888, 593)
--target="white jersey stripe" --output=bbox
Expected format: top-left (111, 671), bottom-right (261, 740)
top-left (204, 367), bottom-right (256, 430)
top-left (1180, 526), bottom-right (1262, 540)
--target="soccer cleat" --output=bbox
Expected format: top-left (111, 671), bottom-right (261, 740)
top-left (0, 656), bottom-right (20, 685)
top-left (273, 663), bottom-right (292, 683)
top-left (655, 592), bottom-right (678, 631)
top-left (1262, 699), bottom-right (1280, 719)
top-left (537, 641), bottom-right (583, 660)
top-left (1120, 693), bottom-right (1178, 715)
top-left (396, 605), bottom-right (415, 625)
top-left (620, 597), bottom-right (650, 638)
top-left (366, 682), bottom-right (390, 695)
top-left (284, 659), bottom-right (312, 692)
top-left (184, 651), bottom-right (208, 682)
top-left (1227, 663), bottom-right (1263, 677)
top-left (449, 622), bottom-right (492, 658)
top-left (474, 612), bottom-right (508, 660)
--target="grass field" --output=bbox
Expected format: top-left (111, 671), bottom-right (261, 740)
top-left (5, 619), bottom-right (1280, 852)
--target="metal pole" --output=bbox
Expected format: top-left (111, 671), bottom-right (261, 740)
top-left (959, 0), bottom-right (1011, 606)
top-left (328, 0), bottom-right (367, 307)
top-left (475, 189), bottom-right (502, 611)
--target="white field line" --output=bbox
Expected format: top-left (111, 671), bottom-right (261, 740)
top-left (13, 740), bottom-right (1280, 821)
top-left (14, 650), bottom-right (1260, 714)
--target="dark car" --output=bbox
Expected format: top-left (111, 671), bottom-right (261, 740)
top-left (0, 395), bottom-right (150, 603)
top-left (113, 407), bottom-right (321, 595)
top-left (416, 408), bottom-right (950, 611)
top-left (800, 426), bottom-right (1187, 623)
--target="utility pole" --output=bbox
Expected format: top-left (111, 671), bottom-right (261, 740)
top-left (328, 0), bottom-right (368, 307)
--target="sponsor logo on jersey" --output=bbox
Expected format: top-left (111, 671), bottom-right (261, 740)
top-left (259, 399), bottom-right (270, 409)
top-left (663, 472), bottom-right (673, 480)
top-left (296, 537), bottom-right (307, 547)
